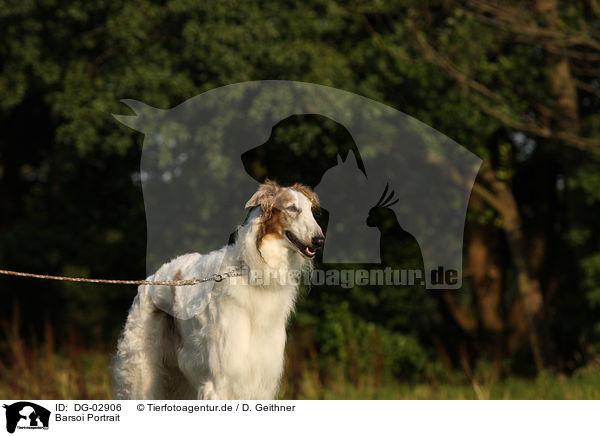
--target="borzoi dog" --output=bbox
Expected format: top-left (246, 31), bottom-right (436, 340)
top-left (112, 180), bottom-right (324, 399)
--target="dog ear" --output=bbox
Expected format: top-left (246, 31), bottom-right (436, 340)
top-left (245, 180), bottom-right (280, 218)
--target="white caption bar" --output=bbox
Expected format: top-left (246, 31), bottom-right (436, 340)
top-left (0, 400), bottom-right (596, 435)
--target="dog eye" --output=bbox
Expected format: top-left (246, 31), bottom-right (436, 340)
top-left (287, 205), bottom-right (298, 212)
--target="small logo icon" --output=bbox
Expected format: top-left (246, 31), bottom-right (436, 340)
top-left (3, 402), bottom-right (50, 434)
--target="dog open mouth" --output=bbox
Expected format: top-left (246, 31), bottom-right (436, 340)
top-left (285, 231), bottom-right (317, 258)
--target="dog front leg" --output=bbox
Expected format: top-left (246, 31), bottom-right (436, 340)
top-left (198, 381), bottom-right (223, 400)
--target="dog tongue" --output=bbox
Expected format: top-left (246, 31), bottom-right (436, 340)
top-left (305, 247), bottom-right (316, 256)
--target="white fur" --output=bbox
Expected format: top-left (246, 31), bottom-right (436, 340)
top-left (112, 188), bottom-right (321, 400)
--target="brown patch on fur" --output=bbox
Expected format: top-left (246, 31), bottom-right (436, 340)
top-left (152, 270), bottom-right (183, 352)
top-left (245, 179), bottom-right (280, 221)
top-left (257, 207), bottom-right (287, 242)
top-left (255, 206), bottom-right (288, 252)
top-left (171, 270), bottom-right (183, 292)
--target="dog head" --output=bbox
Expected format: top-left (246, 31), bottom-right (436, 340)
top-left (246, 180), bottom-right (324, 259)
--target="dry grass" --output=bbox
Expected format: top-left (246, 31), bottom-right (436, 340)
top-left (0, 309), bottom-right (111, 400)
top-left (2, 313), bottom-right (599, 400)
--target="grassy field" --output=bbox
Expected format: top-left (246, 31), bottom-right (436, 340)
top-left (278, 360), bottom-right (600, 399)
top-left (2, 326), bottom-right (600, 400)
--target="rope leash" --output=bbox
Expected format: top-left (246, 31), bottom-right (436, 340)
top-left (0, 268), bottom-right (244, 286)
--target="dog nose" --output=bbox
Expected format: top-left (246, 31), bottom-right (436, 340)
top-left (312, 236), bottom-right (325, 248)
